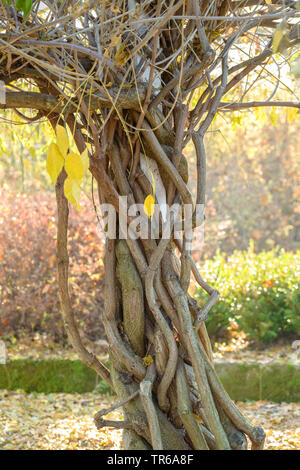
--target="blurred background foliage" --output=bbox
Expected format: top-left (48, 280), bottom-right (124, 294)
top-left (0, 86), bottom-right (299, 348)
top-left (203, 106), bottom-right (300, 257)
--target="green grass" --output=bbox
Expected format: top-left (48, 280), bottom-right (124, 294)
top-left (215, 362), bottom-right (300, 402)
top-left (0, 359), bottom-right (111, 394)
top-left (0, 359), bottom-right (299, 402)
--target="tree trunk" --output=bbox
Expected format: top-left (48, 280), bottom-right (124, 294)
top-left (88, 120), bottom-right (266, 451)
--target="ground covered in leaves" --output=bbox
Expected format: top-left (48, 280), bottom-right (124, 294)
top-left (0, 391), bottom-right (299, 450)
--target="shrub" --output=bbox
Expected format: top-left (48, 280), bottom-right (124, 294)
top-left (0, 182), bottom-right (105, 344)
top-left (195, 242), bottom-right (300, 344)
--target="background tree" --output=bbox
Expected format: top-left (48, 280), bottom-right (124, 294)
top-left (0, 0), bottom-right (299, 450)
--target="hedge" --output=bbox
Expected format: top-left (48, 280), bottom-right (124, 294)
top-left (195, 243), bottom-right (300, 343)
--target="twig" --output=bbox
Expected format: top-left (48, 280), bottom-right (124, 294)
top-left (94, 390), bottom-right (139, 428)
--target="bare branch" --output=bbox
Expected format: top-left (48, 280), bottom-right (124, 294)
top-left (219, 100), bottom-right (300, 111)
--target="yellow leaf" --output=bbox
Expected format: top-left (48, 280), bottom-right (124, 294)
top-left (143, 355), bottom-right (153, 367)
top-left (270, 107), bottom-right (279, 126)
top-left (254, 107), bottom-right (267, 125)
top-left (265, 0), bottom-right (271, 4)
top-left (64, 177), bottom-right (75, 205)
top-left (29, 147), bottom-right (36, 159)
top-left (66, 124), bottom-right (78, 153)
top-left (65, 152), bottom-right (85, 181)
top-left (210, 31), bottom-right (220, 39)
top-left (287, 107), bottom-right (298, 124)
top-left (80, 149), bottom-right (89, 175)
top-left (56, 125), bottom-right (69, 157)
top-left (46, 142), bottom-right (64, 184)
top-left (194, 414), bottom-right (203, 423)
top-left (144, 194), bottom-right (155, 219)
top-left (272, 28), bottom-right (284, 53)
top-left (114, 43), bottom-right (130, 66)
top-left (231, 114), bottom-right (242, 130)
top-left (64, 177), bottom-right (81, 207)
